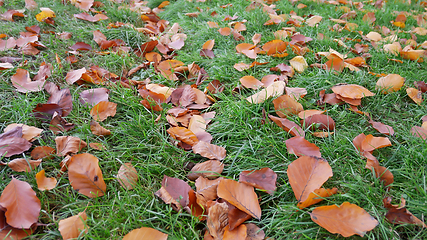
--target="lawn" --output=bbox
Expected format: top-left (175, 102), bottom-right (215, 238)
top-left (0, 0), bottom-right (426, 239)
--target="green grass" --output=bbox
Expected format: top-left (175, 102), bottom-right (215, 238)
top-left (1, 0), bottom-right (427, 239)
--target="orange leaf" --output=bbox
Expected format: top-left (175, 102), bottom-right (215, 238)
top-left (4, 123), bottom-right (42, 142)
top-left (218, 27), bottom-right (232, 36)
top-left (240, 76), bottom-right (263, 89)
top-left (167, 127), bottom-right (199, 146)
top-left (31, 146), bottom-right (55, 159)
top-left (207, 21), bottom-right (219, 28)
top-left (90, 120), bottom-right (111, 136)
top-left (287, 156), bottom-right (333, 202)
top-left (239, 167), bottom-right (277, 194)
top-left (407, 87), bottom-right (423, 105)
top-left (311, 202), bottom-right (378, 237)
top-left (285, 136), bottom-right (321, 157)
top-left (90, 101), bottom-right (117, 121)
top-left (68, 153), bottom-right (107, 198)
top-left (360, 134), bottom-right (391, 152)
top-left (7, 158), bottom-right (41, 172)
top-left (376, 74), bottom-right (405, 94)
top-left (298, 110), bottom-right (325, 119)
top-left (122, 227), bottom-right (168, 240)
top-left (195, 177), bottom-right (222, 208)
top-left (223, 224), bottom-right (247, 240)
top-left (217, 179), bottom-right (261, 219)
top-left (302, 114), bottom-right (335, 131)
top-left (0, 178), bottom-right (41, 228)
top-left (206, 201), bottom-right (228, 239)
top-left (246, 81), bottom-right (285, 104)
top-left (11, 68), bottom-right (45, 93)
top-left (269, 115), bottom-right (305, 138)
top-left (55, 136), bottom-right (87, 156)
top-left (331, 84), bottom-right (374, 99)
top-left (36, 169), bottom-right (57, 191)
top-left (117, 163), bottom-right (138, 190)
top-left (369, 120), bottom-right (394, 135)
top-left (58, 212), bottom-right (89, 240)
top-left (188, 160), bottom-right (224, 180)
top-left (273, 95), bottom-right (303, 117)
top-left (297, 188), bottom-right (338, 209)
top-left (202, 39), bottom-right (215, 50)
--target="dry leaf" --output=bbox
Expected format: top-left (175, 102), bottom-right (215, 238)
top-left (223, 224), bottom-right (247, 239)
top-left (188, 160), bottom-right (224, 180)
top-left (273, 95), bottom-right (303, 118)
top-left (383, 196), bottom-right (427, 227)
top-left (269, 115), bottom-right (305, 137)
top-left (289, 56), bottom-right (308, 73)
top-left (68, 153), bottom-right (107, 198)
top-left (285, 136), bottom-right (321, 157)
top-left (7, 158), bottom-right (41, 172)
top-left (407, 87), bottom-right (423, 105)
top-left (192, 141), bottom-right (226, 160)
top-left (240, 76), bottom-right (263, 90)
top-left (311, 202), bottom-right (378, 237)
top-left (246, 81), bottom-right (286, 104)
top-left (90, 120), bottom-right (111, 136)
top-left (239, 168), bottom-right (277, 195)
top-left (369, 121), bottom-right (394, 135)
top-left (11, 68), bottom-right (45, 93)
top-left (0, 127), bottom-right (32, 157)
top-left (287, 156), bottom-right (333, 202)
top-left (4, 123), bottom-right (42, 142)
top-left (331, 84), bottom-right (374, 99)
top-left (360, 134), bottom-right (391, 152)
top-left (117, 163), bottom-right (138, 190)
top-left (297, 188), bottom-right (338, 209)
top-left (155, 175), bottom-right (192, 210)
top-left (122, 227), bottom-right (168, 240)
top-left (55, 136), bottom-right (87, 156)
top-left (36, 169), bottom-right (57, 191)
top-left (90, 101), bottom-right (117, 121)
top-left (58, 212), bottom-right (88, 240)
top-left (376, 74), bottom-right (405, 94)
top-left (206, 201), bottom-right (229, 239)
top-left (79, 88), bottom-right (110, 106)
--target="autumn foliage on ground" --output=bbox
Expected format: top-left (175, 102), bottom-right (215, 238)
top-left (0, 0), bottom-right (427, 239)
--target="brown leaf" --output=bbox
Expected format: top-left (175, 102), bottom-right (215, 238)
top-left (273, 95), bottom-right (303, 118)
top-left (376, 74), bottom-right (405, 94)
top-left (407, 87), bottom-right (423, 105)
top-left (369, 121), bottom-right (394, 135)
top-left (192, 141), bottom-right (226, 160)
top-left (66, 68), bottom-right (86, 84)
top-left (311, 202), bottom-right (378, 237)
top-left (122, 227), bottom-right (168, 240)
top-left (0, 37), bottom-right (17, 51)
top-left (68, 153), bottom-right (107, 198)
top-left (331, 84), bottom-right (374, 99)
top-left (207, 201), bottom-right (229, 239)
top-left (302, 114), bottom-right (335, 131)
top-left (217, 179), bottom-right (261, 219)
top-left (58, 212), bottom-right (88, 240)
top-left (219, 27), bottom-right (232, 36)
top-left (297, 188), bottom-right (338, 209)
top-left (289, 56), bottom-right (308, 73)
top-left (7, 158), bottom-right (41, 172)
top-left (285, 136), bottom-right (321, 157)
top-left (269, 115), bottom-right (305, 137)
top-left (0, 127), bottom-right (32, 158)
top-left (117, 163), bottom-right (138, 190)
top-left (11, 68), bottom-right (45, 93)
top-left (50, 114), bottom-right (75, 134)
top-left (47, 88), bottom-right (73, 117)
top-left (287, 156), bottom-right (333, 202)
top-left (4, 123), bottom-right (42, 142)
top-left (70, 42), bottom-right (92, 51)
top-left (35, 169), bottom-right (57, 191)
top-left (24, 0), bottom-right (37, 10)
top-left (223, 224), bottom-right (247, 239)
top-left (240, 76), bottom-right (263, 90)
top-left (202, 39), bottom-right (215, 50)
top-left (411, 126), bottom-right (427, 140)
top-left (188, 160), bottom-right (224, 180)
top-left (383, 197), bottom-right (427, 227)
top-left (55, 136), bottom-right (87, 156)
top-left (0, 10), bottom-right (25, 22)
top-left (74, 12), bottom-right (108, 22)
top-left (0, 178), bottom-right (41, 228)
top-left (298, 110), bottom-right (325, 119)
top-left (246, 81), bottom-right (286, 104)
top-left (0, 208), bottom-right (35, 239)
top-left (90, 101), bottom-right (117, 121)
top-left (360, 134), bottom-right (391, 152)
top-left (374, 165), bottom-right (394, 186)
top-left (239, 168), bottom-right (277, 194)
top-left (31, 146), bottom-right (55, 160)
top-left (167, 127), bottom-right (199, 146)
top-left (155, 175), bottom-right (192, 210)
top-left (90, 120), bottom-right (111, 136)
top-left (195, 177), bottom-right (221, 208)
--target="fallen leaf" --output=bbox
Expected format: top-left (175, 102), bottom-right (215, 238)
top-left (4, 123), bottom-right (42, 142)
top-left (383, 196), bottom-right (427, 227)
top-left (376, 74), bottom-right (405, 94)
top-left (74, 12), bottom-right (108, 22)
top-left (35, 169), bottom-right (57, 191)
top-left (273, 95), bottom-right (303, 118)
top-left (7, 158), bottom-right (41, 172)
top-left (285, 136), bottom-right (321, 157)
top-left (90, 120), bottom-right (111, 136)
top-left (331, 84), bottom-right (374, 99)
top-left (25, 0), bottom-right (37, 10)
top-left (155, 175), bottom-right (192, 210)
top-left (269, 115), bottom-right (305, 137)
top-left (311, 202), bottom-right (378, 237)
top-left (68, 153), bottom-right (107, 198)
top-left (188, 160), bottom-right (224, 180)
top-left (206, 201), bottom-right (228, 239)
top-left (287, 156), bottom-right (333, 202)
top-left (0, 178), bottom-right (41, 228)
top-left (122, 227), bottom-right (168, 240)
top-left (66, 68), bottom-right (86, 84)
top-left (58, 212), bottom-right (88, 240)
top-left (55, 136), bottom-right (87, 156)
top-left (0, 126), bottom-right (32, 157)
top-left (223, 224), bottom-right (247, 240)
top-left (117, 163), bottom-right (138, 190)
top-left (35, 8), bottom-right (55, 22)
top-left (31, 146), bottom-right (55, 160)
top-left (90, 101), bottom-right (117, 121)
top-left (240, 76), bottom-right (263, 89)
top-left (11, 68), bottom-right (45, 93)
top-left (195, 177), bottom-right (221, 208)
top-left (0, 10), bottom-right (25, 22)
top-left (306, 15), bottom-right (322, 27)
top-left (246, 81), bottom-right (286, 104)
top-left (239, 168), bottom-right (277, 194)
top-left (360, 134), bottom-right (391, 152)
top-left (369, 121), bottom-right (394, 135)
top-left (407, 87), bottom-right (423, 105)
top-left (297, 188), bottom-right (338, 209)
top-left (302, 114), bottom-right (335, 131)
top-left (167, 127), bottom-right (199, 146)
top-left (411, 126), bottom-right (427, 140)
top-left (217, 179), bottom-right (261, 219)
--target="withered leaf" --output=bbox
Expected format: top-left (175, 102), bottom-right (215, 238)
top-left (246, 81), bottom-right (286, 104)
top-left (36, 169), bottom-right (57, 191)
top-left (90, 120), bottom-right (111, 136)
top-left (31, 146), bottom-right (55, 160)
top-left (90, 101), bottom-right (117, 121)
top-left (273, 95), bottom-right (303, 118)
top-left (192, 141), bottom-right (226, 161)
top-left (188, 160), bottom-right (224, 180)
top-left (74, 12), bottom-right (108, 22)
top-left (117, 163), bottom-right (138, 190)
top-left (369, 120), bottom-right (394, 135)
top-left (122, 227), bottom-right (168, 240)
top-left (155, 175), bottom-right (192, 210)
top-left (297, 188), bottom-right (338, 209)
top-left (311, 202), bottom-right (378, 237)
top-left (360, 134), bottom-right (391, 152)
top-left (331, 84), bottom-right (374, 99)
top-left (7, 158), bottom-right (41, 172)
top-left (285, 136), bottom-right (321, 157)
top-left (207, 201), bottom-right (228, 239)
top-left (287, 156), bottom-right (333, 202)
top-left (0, 127), bottom-right (32, 157)
top-left (411, 126), bottom-right (427, 140)
top-left (58, 212), bottom-right (89, 240)
top-left (217, 179), bottom-right (261, 219)
top-left (269, 115), bottom-right (305, 137)
top-left (302, 114), bottom-right (335, 131)
top-left (167, 127), bottom-right (199, 146)
top-left (11, 68), bottom-right (45, 93)
top-left (4, 123), bottom-right (42, 142)
top-left (239, 167), bottom-right (277, 195)
top-left (376, 74), bottom-right (404, 94)
top-left (68, 153), bottom-right (107, 198)
top-left (383, 196), bottom-right (427, 227)
top-left (223, 224), bottom-right (247, 239)
top-left (55, 136), bottom-right (87, 156)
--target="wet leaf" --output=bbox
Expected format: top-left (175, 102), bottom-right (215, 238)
top-left (285, 136), bottom-right (321, 157)
top-left (90, 101), bottom-right (117, 121)
top-left (239, 167), bottom-right (277, 195)
top-left (122, 227), bottom-right (168, 240)
top-left (68, 153), bottom-right (106, 198)
top-left (0, 178), bottom-right (41, 228)
top-left (35, 169), bottom-right (57, 191)
top-left (287, 156), bottom-right (333, 202)
top-left (58, 212), bottom-right (88, 240)
top-left (311, 202), bottom-right (378, 237)
top-left (217, 179), bottom-right (261, 219)
top-left (55, 136), bottom-right (87, 156)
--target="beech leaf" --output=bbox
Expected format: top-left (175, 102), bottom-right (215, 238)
top-left (117, 163), bottom-right (138, 190)
top-left (192, 141), bottom-right (226, 160)
top-left (188, 160), bottom-right (224, 180)
top-left (285, 136), bottom-right (321, 157)
top-left (90, 101), bottom-right (117, 121)
top-left (239, 167), bottom-right (277, 194)
top-left (35, 169), bottom-right (57, 191)
top-left (58, 212), bottom-right (88, 240)
top-left (122, 227), bottom-right (168, 240)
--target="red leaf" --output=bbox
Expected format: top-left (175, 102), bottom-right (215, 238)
top-left (239, 167), bottom-right (277, 194)
top-left (285, 136), bottom-right (321, 157)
